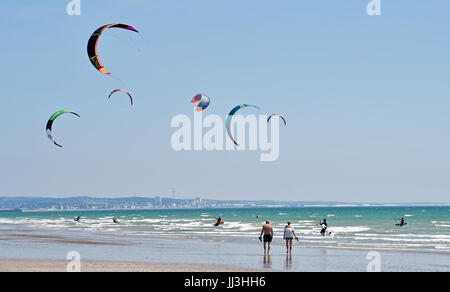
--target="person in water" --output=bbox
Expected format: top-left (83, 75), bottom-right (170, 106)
top-left (283, 221), bottom-right (299, 254)
top-left (75, 216), bottom-right (81, 222)
top-left (113, 217), bottom-right (119, 224)
top-left (260, 221), bottom-right (274, 255)
top-left (397, 217), bottom-right (406, 227)
top-left (320, 219), bottom-right (328, 236)
top-left (215, 216), bottom-right (222, 226)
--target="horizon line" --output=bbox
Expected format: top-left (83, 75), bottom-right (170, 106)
top-left (0, 195), bottom-right (449, 206)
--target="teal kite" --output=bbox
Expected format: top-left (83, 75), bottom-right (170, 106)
top-left (225, 104), bottom-right (260, 146)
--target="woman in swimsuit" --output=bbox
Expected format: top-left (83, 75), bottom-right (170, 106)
top-left (283, 221), bottom-right (299, 254)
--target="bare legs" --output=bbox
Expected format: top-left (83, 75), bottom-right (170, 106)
top-left (264, 242), bottom-right (271, 255)
top-left (285, 239), bottom-right (293, 254)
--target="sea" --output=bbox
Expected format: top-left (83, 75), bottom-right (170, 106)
top-left (0, 206), bottom-right (449, 253)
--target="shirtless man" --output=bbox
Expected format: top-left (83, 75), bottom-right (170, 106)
top-left (260, 221), bottom-right (274, 255)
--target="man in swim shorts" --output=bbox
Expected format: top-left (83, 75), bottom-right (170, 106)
top-left (260, 221), bottom-right (274, 255)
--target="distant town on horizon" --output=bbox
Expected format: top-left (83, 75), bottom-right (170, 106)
top-left (0, 196), bottom-right (448, 212)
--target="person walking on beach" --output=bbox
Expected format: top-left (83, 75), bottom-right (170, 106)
top-left (260, 221), bottom-right (273, 255)
top-left (284, 221), bottom-right (298, 254)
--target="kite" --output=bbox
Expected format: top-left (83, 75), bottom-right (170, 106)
top-left (46, 111), bottom-right (80, 148)
top-left (108, 89), bottom-right (133, 106)
top-left (191, 94), bottom-right (210, 112)
top-left (225, 104), bottom-right (260, 146)
top-left (87, 24), bottom-right (139, 75)
top-left (267, 114), bottom-right (287, 125)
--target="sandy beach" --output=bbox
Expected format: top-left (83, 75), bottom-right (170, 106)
top-left (0, 224), bottom-right (449, 272)
top-left (0, 259), bottom-right (257, 272)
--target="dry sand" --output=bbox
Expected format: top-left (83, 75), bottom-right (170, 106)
top-left (0, 259), bottom-right (260, 272)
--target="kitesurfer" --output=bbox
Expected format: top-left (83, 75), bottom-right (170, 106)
top-left (215, 217), bottom-right (222, 227)
top-left (320, 219), bottom-right (328, 237)
top-left (113, 217), bottom-right (119, 224)
top-left (397, 217), bottom-right (406, 227)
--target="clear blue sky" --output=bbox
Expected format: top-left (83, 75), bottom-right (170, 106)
top-left (1, 1), bottom-right (449, 202)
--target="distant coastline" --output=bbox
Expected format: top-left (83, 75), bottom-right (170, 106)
top-left (0, 196), bottom-right (449, 212)
top-left (0, 208), bottom-right (22, 213)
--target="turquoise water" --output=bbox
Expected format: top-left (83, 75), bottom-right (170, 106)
top-left (0, 206), bottom-right (449, 252)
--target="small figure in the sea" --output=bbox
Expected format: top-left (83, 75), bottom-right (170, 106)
top-left (74, 216), bottom-right (81, 222)
top-left (283, 221), bottom-right (298, 254)
top-left (320, 219), bottom-right (328, 237)
top-left (396, 217), bottom-right (406, 227)
top-left (113, 217), bottom-right (119, 224)
top-left (214, 216), bottom-right (222, 227)
top-left (260, 221), bottom-right (274, 255)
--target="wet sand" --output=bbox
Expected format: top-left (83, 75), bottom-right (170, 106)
top-left (0, 225), bottom-right (448, 272)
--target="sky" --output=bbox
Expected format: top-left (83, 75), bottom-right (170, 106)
top-left (0, 0), bottom-right (449, 203)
